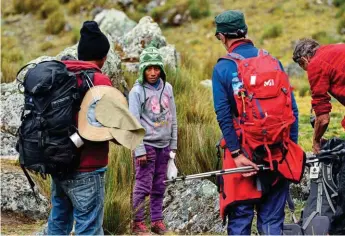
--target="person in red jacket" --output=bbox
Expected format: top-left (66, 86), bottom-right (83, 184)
top-left (47, 21), bottom-right (112, 235)
top-left (293, 39), bottom-right (345, 153)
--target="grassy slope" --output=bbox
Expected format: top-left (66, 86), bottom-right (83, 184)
top-left (1, 0), bottom-right (345, 234)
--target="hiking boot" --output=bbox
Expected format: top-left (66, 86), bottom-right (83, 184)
top-left (133, 221), bottom-right (150, 235)
top-left (151, 220), bottom-right (167, 235)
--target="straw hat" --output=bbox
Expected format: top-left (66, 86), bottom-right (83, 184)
top-left (78, 86), bottom-right (145, 150)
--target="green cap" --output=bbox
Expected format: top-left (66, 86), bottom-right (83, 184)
top-left (215, 10), bottom-right (248, 35)
top-left (138, 40), bottom-right (166, 84)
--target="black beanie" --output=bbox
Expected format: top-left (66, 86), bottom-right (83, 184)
top-left (77, 21), bottom-right (110, 61)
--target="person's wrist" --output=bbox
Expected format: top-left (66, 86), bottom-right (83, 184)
top-left (231, 149), bottom-right (242, 158)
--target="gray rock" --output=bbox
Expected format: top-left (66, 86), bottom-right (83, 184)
top-left (1, 170), bottom-right (49, 220)
top-left (286, 62), bottom-right (305, 78)
top-left (94, 9), bottom-right (136, 40)
top-left (0, 132), bottom-right (18, 157)
top-left (120, 16), bottom-right (167, 60)
top-left (119, 16), bottom-right (179, 71)
top-left (0, 92), bottom-right (24, 135)
top-left (159, 45), bottom-right (179, 70)
top-left (163, 179), bottom-right (226, 234)
top-left (146, 0), bottom-right (166, 12)
top-left (56, 43), bottom-right (126, 90)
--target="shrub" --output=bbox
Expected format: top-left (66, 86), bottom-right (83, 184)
top-left (338, 15), bottom-right (345, 34)
top-left (70, 27), bottom-right (81, 44)
top-left (39, 0), bottom-right (60, 19)
top-left (261, 24), bottom-right (283, 40)
top-left (68, 0), bottom-right (107, 14)
top-left (312, 31), bottom-right (338, 44)
top-left (189, 0), bottom-right (210, 19)
top-left (45, 10), bottom-right (66, 34)
top-left (334, 0), bottom-right (345, 7)
top-left (299, 85), bottom-right (310, 97)
top-left (12, 0), bottom-right (44, 14)
top-left (40, 41), bottom-right (54, 51)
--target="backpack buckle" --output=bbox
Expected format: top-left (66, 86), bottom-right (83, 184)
top-left (281, 87), bottom-right (288, 94)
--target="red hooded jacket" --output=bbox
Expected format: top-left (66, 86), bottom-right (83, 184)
top-left (63, 60), bottom-right (112, 172)
top-left (307, 44), bottom-right (345, 128)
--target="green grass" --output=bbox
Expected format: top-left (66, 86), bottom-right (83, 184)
top-left (2, 0), bottom-right (345, 234)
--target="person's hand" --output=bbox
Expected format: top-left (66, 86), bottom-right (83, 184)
top-left (312, 141), bottom-right (321, 154)
top-left (137, 155), bottom-right (147, 166)
top-left (233, 154), bottom-right (259, 177)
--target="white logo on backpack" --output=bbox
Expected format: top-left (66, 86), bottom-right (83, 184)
top-left (264, 79), bottom-right (275, 87)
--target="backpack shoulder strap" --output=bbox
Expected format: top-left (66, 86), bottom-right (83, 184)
top-left (218, 52), bottom-right (245, 63)
top-left (257, 49), bottom-right (269, 57)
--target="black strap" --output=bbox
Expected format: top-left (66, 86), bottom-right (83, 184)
top-left (20, 165), bottom-right (40, 204)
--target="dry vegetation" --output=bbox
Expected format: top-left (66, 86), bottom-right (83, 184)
top-left (1, 0), bottom-right (345, 234)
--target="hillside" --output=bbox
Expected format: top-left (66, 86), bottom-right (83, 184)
top-left (1, 0), bottom-right (345, 234)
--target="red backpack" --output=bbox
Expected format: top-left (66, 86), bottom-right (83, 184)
top-left (217, 50), bottom-right (306, 219)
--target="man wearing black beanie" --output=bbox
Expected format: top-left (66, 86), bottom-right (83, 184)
top-left (78, 20), bottom-right (110, 62)
top-left (47, 21), bottom-right (112, 235)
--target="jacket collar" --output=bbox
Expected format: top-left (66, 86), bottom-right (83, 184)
top-left (228, 39), bottom-right (254, 53)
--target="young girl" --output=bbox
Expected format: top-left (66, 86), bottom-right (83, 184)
top-left (128, 44), bottom-right (178, 235)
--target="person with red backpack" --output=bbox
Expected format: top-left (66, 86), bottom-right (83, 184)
top-left (293, 38), bottom-right (345, 154)
top-left (47, 21), bottom-right (112, 235)
top-left (212, 10), bottom-right (303, 235)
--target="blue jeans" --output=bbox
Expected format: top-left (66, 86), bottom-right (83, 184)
top-left (47, 170), bottom-right (106, 235)
top-left (227, 180), bottom-right (289, 235)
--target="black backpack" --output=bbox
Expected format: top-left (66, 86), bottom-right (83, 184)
top-left (284, 138), bottom-right (345, 235)
top-left (15, 60), bottom-right (95, 190)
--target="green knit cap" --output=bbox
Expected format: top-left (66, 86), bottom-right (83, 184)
top-left (215, 10), bottom-right (248, 35)
top-left (138, 41), bottom-right (166, 84)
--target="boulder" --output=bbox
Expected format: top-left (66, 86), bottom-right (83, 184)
top-left (56, 43), bottom-right (126, 89)
top-left (163, 179), bottom-right (226, 234)
top-left (1, 170), bottom-right (49, 220)
top-left (118, 16), bottom-right (179, 72)
top-left (0, 92), bottom-right (24, 135)
top-left (94, 9), bottom-right (136, 40)
top-left (120, 16), bottom-right (167, 60)
top-left (0, 132), bottom-right (18, 157)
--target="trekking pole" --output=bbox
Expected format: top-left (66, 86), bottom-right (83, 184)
top-left (164, 165), bottom-right (269, 184)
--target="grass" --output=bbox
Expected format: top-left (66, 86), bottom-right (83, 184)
top-left (2, 0), bottom-right (345, 234)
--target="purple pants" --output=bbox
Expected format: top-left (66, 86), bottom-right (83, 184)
top-left (133, 145), bottom-right (170, 222)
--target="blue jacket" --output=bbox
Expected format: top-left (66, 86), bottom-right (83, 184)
top-left (212, 40), bottom-right (299, 152)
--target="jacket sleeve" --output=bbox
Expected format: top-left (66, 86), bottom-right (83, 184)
top-left (128, 89), bottom-right (146, 157)
top-left (212, 62), bottom-right (240, 152)
top-left (308, 60), bottom-right (332, 116)
top-left (169, 86), bottom-right (178, 150)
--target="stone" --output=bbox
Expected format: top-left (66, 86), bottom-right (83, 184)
top-left (0, 92), bottom-right (24, 135)
top-left (158, 45), bottom-right (179, 70)
top-left (1, 170), bottom-right (49, 220)
top-left (120, 16), bottom-right (167, 60)
top-left (163, 179), bottom-right (226, 234)
top-left (118, 16), bottom-right (178, 71)
top-left (0, 132), bottom-right (18, 157)
top-left (56, 42), bottom-right (126, 90)
top-left (94, 9), bottom-right (136, 40)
